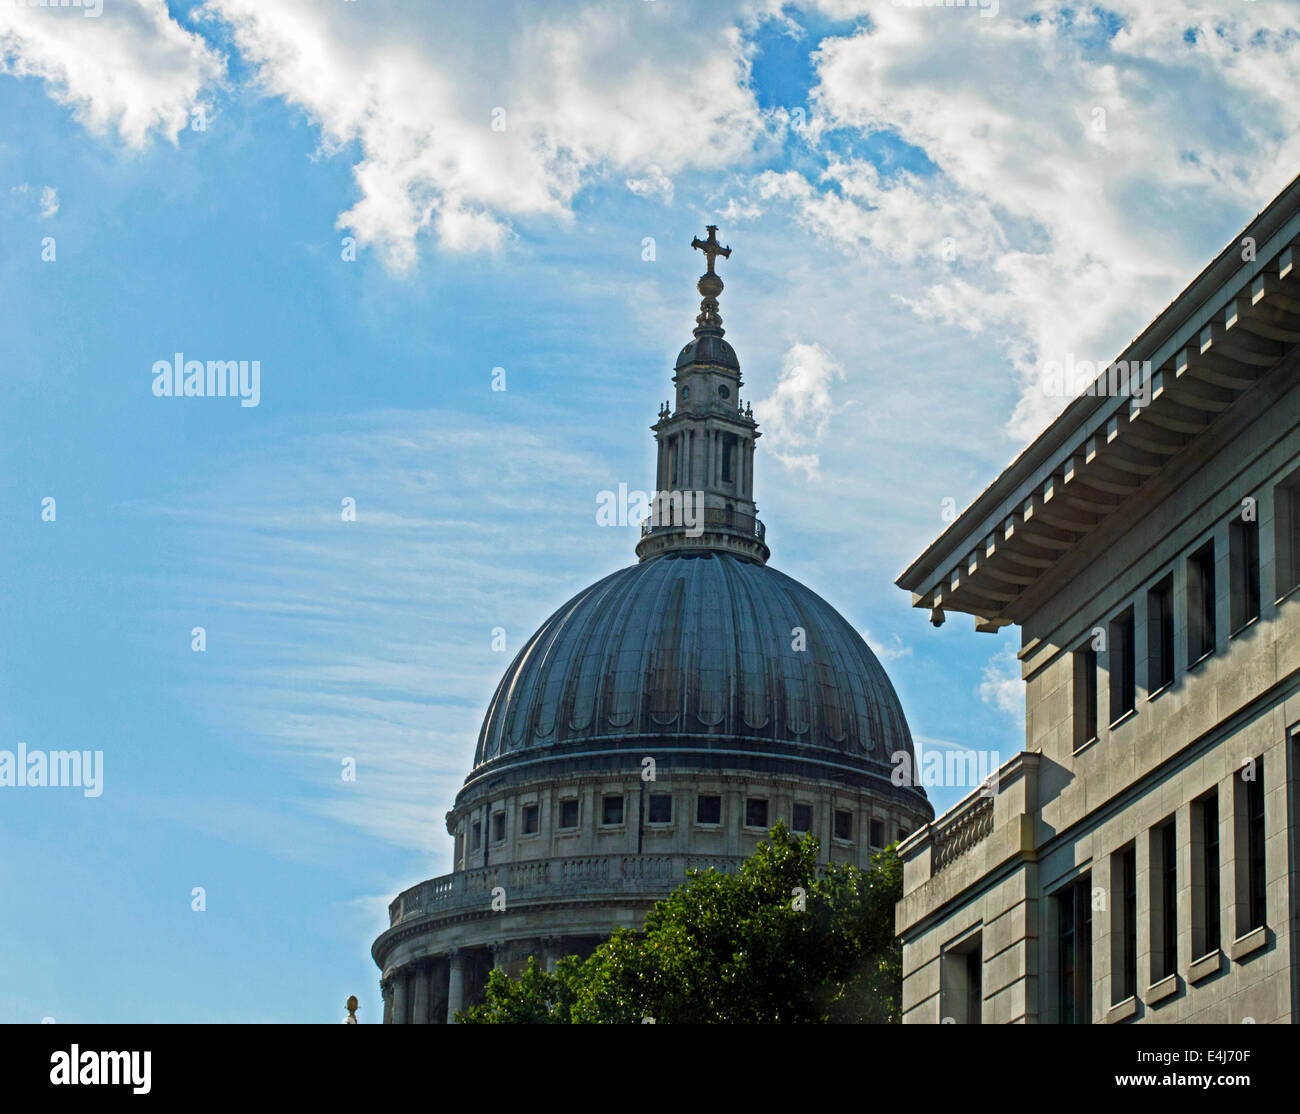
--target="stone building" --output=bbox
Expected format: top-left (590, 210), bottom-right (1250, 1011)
top-left (895, 176), bottom-right (1300, 1023)
top-left (371, 228), bottom-right (932, 1023)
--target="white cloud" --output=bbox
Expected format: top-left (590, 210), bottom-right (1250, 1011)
top-left (626, 164), bottom-right (674, 204)
top-left (863, 630), bottom-right (911, 663)
top-left (0, 0), bottom-right (222, 147)
top-left (201, 0), bottom-right (768, 270)
top-left (773, 1), bottom-right (1300, 441)
top-left (8, 181), bottom-right (60, 218)
top-left (752, 341), bottom-right (845, 478)
top-left (978, 646), bottom-right (1024, 722)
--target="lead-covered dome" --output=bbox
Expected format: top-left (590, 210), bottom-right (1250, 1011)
top-left (473, 550), bottom-right (915, 775)
top-left (675, 333), bottom-right (739, 371)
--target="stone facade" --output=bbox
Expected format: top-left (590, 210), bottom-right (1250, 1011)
top-left (895, 177), bottom-right (1300, 1023)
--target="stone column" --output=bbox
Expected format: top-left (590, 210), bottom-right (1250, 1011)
top-left (429, 958), bottom-right (449, 1025)
top-left (381, 979), bottom-right (393, 1025)
top-left (411, 961), bottom-right (430, 1025)
top-left (447, 950), bottom-right (467, 1024)
top-left (391, 967), bottom-right (409, 1025)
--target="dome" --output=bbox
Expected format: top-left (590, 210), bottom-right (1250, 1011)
top-left (675, 334), bottom-right (739, 371)
top-left (473, 550), bottom-right (916, 776)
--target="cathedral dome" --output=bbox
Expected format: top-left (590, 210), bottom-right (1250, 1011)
top-left (472, 550), bottom-right (916, 779)
top-left (376, 226), bottom-right (931, 1023)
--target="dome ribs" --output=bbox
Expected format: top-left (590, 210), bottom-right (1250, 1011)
top-left (470, 552), bottom-right (919, 781)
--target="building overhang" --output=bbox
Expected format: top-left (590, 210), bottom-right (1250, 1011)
top-left (897, 172), bottom-right (1300, 631)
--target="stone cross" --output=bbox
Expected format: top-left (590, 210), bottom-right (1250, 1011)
top-left (691, 225), bottom-right (731, 275)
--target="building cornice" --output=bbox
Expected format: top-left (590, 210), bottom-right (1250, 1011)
top-left (897, 172), bottom-right (1300, 631)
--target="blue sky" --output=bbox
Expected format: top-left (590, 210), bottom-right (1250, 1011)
top-left (3, 0), bottom-right (1300, 1022)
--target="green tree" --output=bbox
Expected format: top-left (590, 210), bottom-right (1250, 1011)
top-left (459, 824), bottom-right (904, 1024)
top-left (458, 955), bottom-right (584, 1024)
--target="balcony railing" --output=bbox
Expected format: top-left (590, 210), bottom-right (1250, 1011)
top-left (931, 795), bottom-right (994, 873)
top-left (388, 852), bottom-right (742, 927)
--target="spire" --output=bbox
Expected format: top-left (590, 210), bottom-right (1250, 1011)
top-left (691, 225), bottom-right (731, 337)
top-left (636, 226), bottom-right (768, 566)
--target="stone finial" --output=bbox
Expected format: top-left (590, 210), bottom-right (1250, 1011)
top-left (691, 225), bottom-right (731, 336)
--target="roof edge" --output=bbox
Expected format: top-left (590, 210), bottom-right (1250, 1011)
top-left (897, 170), bottom-right (1300, 605)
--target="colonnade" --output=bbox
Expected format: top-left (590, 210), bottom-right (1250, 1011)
top-left (381, 935), bottom-right (598, 1023)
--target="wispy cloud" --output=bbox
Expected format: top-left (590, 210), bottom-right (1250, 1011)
top-left (863, 630), bottom-right (911, 664)
top-left (132, 409), bottom-right (635, 854)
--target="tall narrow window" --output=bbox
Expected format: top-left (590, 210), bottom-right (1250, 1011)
top-left (1247, 768), bottom-right (1266, 931)
top-left (1057, 876), bottom-right (1092, 1024)
top-left (941, 934), bottom-right (983, 1025)
top-left (1229, 515), bottom-right (1261, 632)
top-left (1187, 541), bottom-right (1216, 661)
top-left (1111, 844), bottom-right (1137, 1004)
top-left (1275, 469), bottom-right (1300, 598)
top-left (1149, 817), bottom-right (1177, 982)
top-left (1161, 822), bottom-right (1177, 978)
top-left (721, 434), bottom-right (736, 483)
top-left (1192, 791), bottom-right (1220, 958)
top-left (1233, 762), bottom-right (1267, 936)
top-left (1073, 645), bottom-right (1098, 751)
top-left (1109, 608), bottom-right (1136, 724)
top-left (1147, 576), bottom-right (1175, 693)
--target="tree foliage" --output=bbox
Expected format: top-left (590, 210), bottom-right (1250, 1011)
top-left (459, 824), bottom-right (904, 1024)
